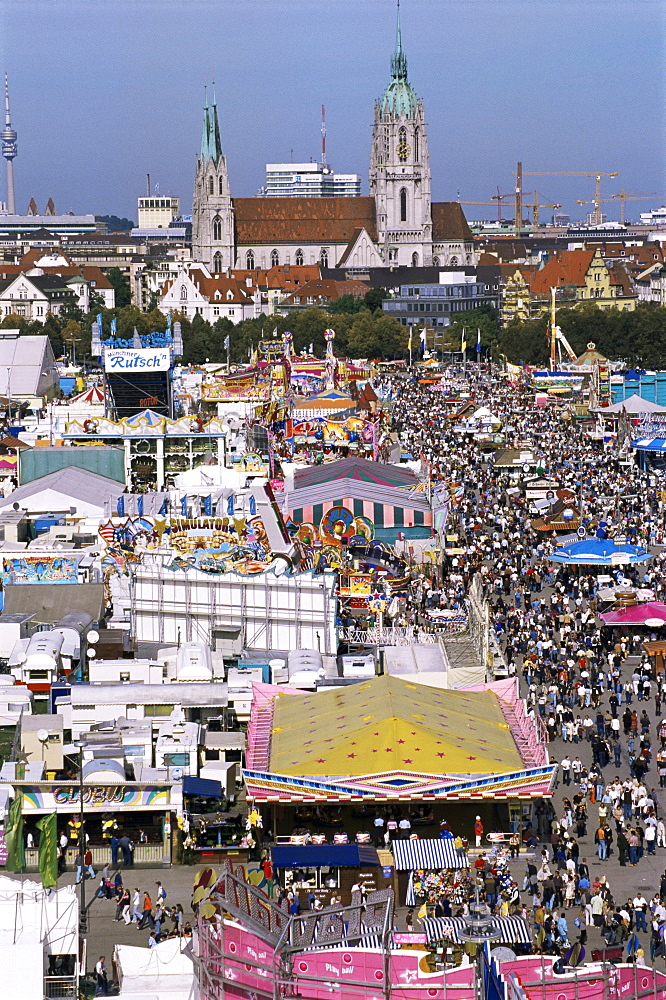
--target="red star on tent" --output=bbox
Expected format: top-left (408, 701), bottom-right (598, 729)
top-left (317, 758), bottom-right (325, 763)
top-left (468, 756), bottom-right (477, 761)
top-left (397, 739), bottom-right (405, 744)
top-left (403, 759), bottom-right (412, 764)
top-left (348, 753), bottom-right (357, 759)
top-left (384, 747), bottom-right (393, 752)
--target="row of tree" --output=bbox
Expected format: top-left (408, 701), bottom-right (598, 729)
top-left (2, 283), bottom-right (666, 369)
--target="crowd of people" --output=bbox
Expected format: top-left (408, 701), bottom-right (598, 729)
top-left (386, 367), bottom-right (666, 959)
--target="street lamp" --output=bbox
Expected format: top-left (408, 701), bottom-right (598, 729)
top-left (73, 740), bottom-right (87, 934)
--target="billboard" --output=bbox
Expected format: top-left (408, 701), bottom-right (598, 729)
top-left (104, 348), bottom-right (171, 372)
top-left (3, 556), bottom-right (79, 585)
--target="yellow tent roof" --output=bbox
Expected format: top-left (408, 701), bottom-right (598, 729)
top-left (269, 675), bottom-right (523, 778)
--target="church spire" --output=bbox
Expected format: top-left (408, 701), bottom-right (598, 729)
top-left (391, 0), bottom-right (408, 82)
top-left (199, 83), bottom-right (223, 165)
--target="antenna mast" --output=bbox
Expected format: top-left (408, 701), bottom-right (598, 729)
top-left (321, 104), bottom-right (327, 167)
top-left (2, 74), bottom-right (17, 214)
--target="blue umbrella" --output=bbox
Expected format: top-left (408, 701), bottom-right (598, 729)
top-left (549, 538), bottom-right (652, 566)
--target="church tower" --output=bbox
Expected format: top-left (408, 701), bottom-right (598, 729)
top-left (191, 89), bottom-right (235, 271)
top-left (369, 3), bottom-right (432, 267)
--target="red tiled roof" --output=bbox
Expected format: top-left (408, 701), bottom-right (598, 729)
top-left (432, 202), bottom-right (473, 242)
top-left (280, 277), bottom-right (369, 305)
top-left (233, 197), bottom-right (377, 244)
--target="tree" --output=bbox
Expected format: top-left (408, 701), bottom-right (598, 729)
top-left (327, 294), bottom-right (365, 315)
top-left (363, 287), bottom-right (388, 313)
top-left (96, 215), bottom-right (135, 232)
top-left (107, 267), bottom-right (132, 309)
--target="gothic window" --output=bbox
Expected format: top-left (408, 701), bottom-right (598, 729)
top-left (208, 176), bottom-right (214, 195)
top-left (432, 256), bottom-right (440, 266)
top-left (271, 249), bottom-right (279, 267)
top-left (450, 256), bottom-right (459, 266)
top-left (213, 216), bottom-right (222, 241)
top-left (400, 188), bottom-right (407, 223)
top-left (320, 248), bottom-right (329, 267)
top-left (412, 252), bottom-right (419, 267)
top-left (218, 176), bottom-right (224, 195)
top-left (246, 250), bottom-right (255, 269)
top-left (213, 252), bottom-right (223, 272)
top-left (295, 248), bottom-right (304, 266)
top-left (180, 285), bottom-right (187, 301)
top-left (414, 127), bottom-right (419, 162)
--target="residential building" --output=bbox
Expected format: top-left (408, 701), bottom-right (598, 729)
top-left (277, 276), bottom-right (369, 314)
top-left (0, 271), bottom-right (78, 321)
top-left (159, 263), bottom-right (266, 322)
top-left (519, 248), bottom-right (638, 313)
top-left (0, 249), bottom-right (115, 310)
top-left (382, 269), bottom-right (499, 327)
top-left (265, 163), bottom-right (361, 198)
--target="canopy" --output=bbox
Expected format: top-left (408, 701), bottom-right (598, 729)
top-left (599, 602), bottom-right (666, 626)
top-left (595, 393), bottom-right (666, 414)
top-left (631, 437), bottom-right (666, 452)
top-left (423, 916), bottom-right (531, 946)
top-left (549, 539), bottom-right (652, 566)
top-left (182, 775), bottom-right (223, 798)
top-left (391, 838), bottom-right (468, 871)
top-left (70, 384), bottom-right (105, 405)
top-left (271, 844), bottom-right (380, 869)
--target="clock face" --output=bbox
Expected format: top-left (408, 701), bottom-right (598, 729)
top-left (397, 141), bottom-right (411, 162)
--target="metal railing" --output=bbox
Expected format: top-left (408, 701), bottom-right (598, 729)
top-left (339, 627), bottom-right (443, 645)
top-left (44, 975), bottom-right (78, 999)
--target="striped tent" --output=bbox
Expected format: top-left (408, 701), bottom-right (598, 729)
top-left (423, 916), bottom-right (531, 946)
top-left (392, 838), bottom-right (469, 871)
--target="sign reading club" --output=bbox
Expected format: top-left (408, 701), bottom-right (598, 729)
top-left (104, 348), bottom-right (171, 372)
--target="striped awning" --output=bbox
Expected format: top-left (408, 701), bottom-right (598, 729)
top-left (392, 838), bottom-right (469, 871)
top-left (632, 438), bottom-right (666, 451)
top-left (423, 916), bottom-right (531, 946)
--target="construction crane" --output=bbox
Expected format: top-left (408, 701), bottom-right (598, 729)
top-left (521, 190), bottom-right (562, 227)
top-left (523, 168), bottom-right (619, 226)
top-left (458, 188), bottom-right (513, 223)
top-left (576, 191), bottom-right (657, 225)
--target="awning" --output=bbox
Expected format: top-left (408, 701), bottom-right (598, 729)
top-left (271, 844), bottom-right (380, 869)
top-left (182, 775), bottom-right (223, 798)
top-left (423, 916), bottom-right (531, 946)
top-left (392, 838), bottom-right (469, 871)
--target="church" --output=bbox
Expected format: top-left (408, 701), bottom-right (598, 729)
top-left (191, 8), bottom-right (476, 272)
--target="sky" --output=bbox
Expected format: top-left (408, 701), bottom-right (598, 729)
top-left (0, 0), bottom-right (664, 225)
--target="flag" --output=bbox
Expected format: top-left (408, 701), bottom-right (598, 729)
top-left (224, 335), bottom-right (230, 351)
top-left (96, 313), bottom-right (103, 335)
top-left (35, 814), bottom-right (58, 889)
top-left (110, 317), bottom-right (117, 335)
top-left (227, 494), bottom-right (235, 516)
top-left (159, 496), bottom-right (168, 516)
top-left (137, 494), bottom-right (144, 517)
top-left (461, 327), bottom-right (467, 353)
top-left (180, 495), bottom-right (188, 516)
top-left (420, 329), bottom-right (427, 351)
top-left (249, 496), bottom-right (257, 517)
top-left (408, 328), bottom-right (412, 351)
top-left (117, 495), bottom-right (125, 517)
top-left (416, 902), bottom-right (428, 922)
top-left (166, 311), bottom-right (172, 330)
top-left (5, 794), bottom-right (24, 873)
top-left (203, 494), bottom-right (212, 515)
top-left (476, 327), bottom-right (482, 354)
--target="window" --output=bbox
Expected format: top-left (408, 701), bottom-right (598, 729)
top-left (320, 248), bottom-right (329, 267)
top-left (271, 249), bottom-right (279, 267)
top-left (213, 252), bottom-right (222, 272)
top-left (411, 252), bottom-right (419, 267)
top-left (432, 256), bottom-right (439, 266)
top-left (246, 250), bottom-right (255, 269)
top-left (400, 188), bottom-right (407, 223)
top-left (414, 127), bottom-right (419, 162)
top-left (397, 125), bottom-right (408, 162)
top-left (218, 176), bottom-right (224, 195)
top-left (208, 176), bottom-right (214, 195)
top-left (180, 284), bottom-right (187, 301)
top-left (295, 248), bottom-right (304, 266)
top-left (213, 216), bottom-right (222, 241)
top-left (450, 256), bottom-right (458, 266)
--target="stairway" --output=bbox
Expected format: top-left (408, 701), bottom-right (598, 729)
top-left (106, 370), bottom-right (170, 418)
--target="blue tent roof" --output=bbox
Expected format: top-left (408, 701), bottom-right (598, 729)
top-left (271, 844), bottom-right (380, 869)
top-left (549, 538), bottom-right (652, 566)
top-left (632, 438), bottom-right (666, 452)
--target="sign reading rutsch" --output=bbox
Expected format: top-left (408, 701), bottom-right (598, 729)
top-left (104, 348), bottom-right (171, 372)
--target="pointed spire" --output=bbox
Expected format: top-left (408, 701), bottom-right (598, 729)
top-left (391, 0), bottom-right (408, 81)
top-left (209, 80), bottom-right (223, 164)
top-left (199, 82), bottom-right (223, 165)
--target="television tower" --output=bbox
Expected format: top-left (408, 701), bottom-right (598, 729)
top-left (2, 74), bottom-right (17, 214)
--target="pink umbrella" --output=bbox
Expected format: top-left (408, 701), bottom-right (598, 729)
top-left (599, 602), bottom-right (666, 626)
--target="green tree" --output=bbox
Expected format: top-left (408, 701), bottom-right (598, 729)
top-left (327, 294), bottom-right (365, 315)
top-left (95, 215), bottom-right (135, 232)
top-left (107, 267), bottom-right (132, 309)
top-left (363, 287), bottom-right (388, 313)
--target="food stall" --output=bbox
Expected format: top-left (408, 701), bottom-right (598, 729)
top-left (271, 843), bottom-right (390, 907)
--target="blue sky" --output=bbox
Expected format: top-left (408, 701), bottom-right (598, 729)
top-left (1, 0), bottom-right (664, 224)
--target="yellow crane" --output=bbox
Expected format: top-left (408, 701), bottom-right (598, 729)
top-left (521, 190), bottom-right (563, 227)
top-left (575, 191), bottom-right (657, 225)
top-left (522, 168), bottom-right (619, 226)
top-left (458, 188), bottom-right (513, 223)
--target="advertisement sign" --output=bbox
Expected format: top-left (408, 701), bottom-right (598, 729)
top-left (3, 556), bottom-right (79, 585)
top-left (104, 348), bottom-right (171, 372)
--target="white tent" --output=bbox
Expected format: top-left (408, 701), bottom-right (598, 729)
top-left (594, 393), bottom-right (666, 414)
top-left (115, 938), bottom-right (197, 1000)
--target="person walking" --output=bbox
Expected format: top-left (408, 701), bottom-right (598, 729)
top-left (474, 816), bottom-right (484, 848)
top-left (95, 956), bottom-right (108, 996)
top-left (138, 891), bottom-right (154, 930)
top-left (132, 887), bottom-right (141, 923)
top-left (84, 846), bottom-right (95, 881)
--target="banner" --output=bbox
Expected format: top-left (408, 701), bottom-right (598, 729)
top-left (5, 794), bottom-right (24, 873)
top-left (2, 555), bottom-right (79, 585)
top-left (36, 814), bottom-right (59, 888)
top-left (104, 348), bottom-right (170, 372)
